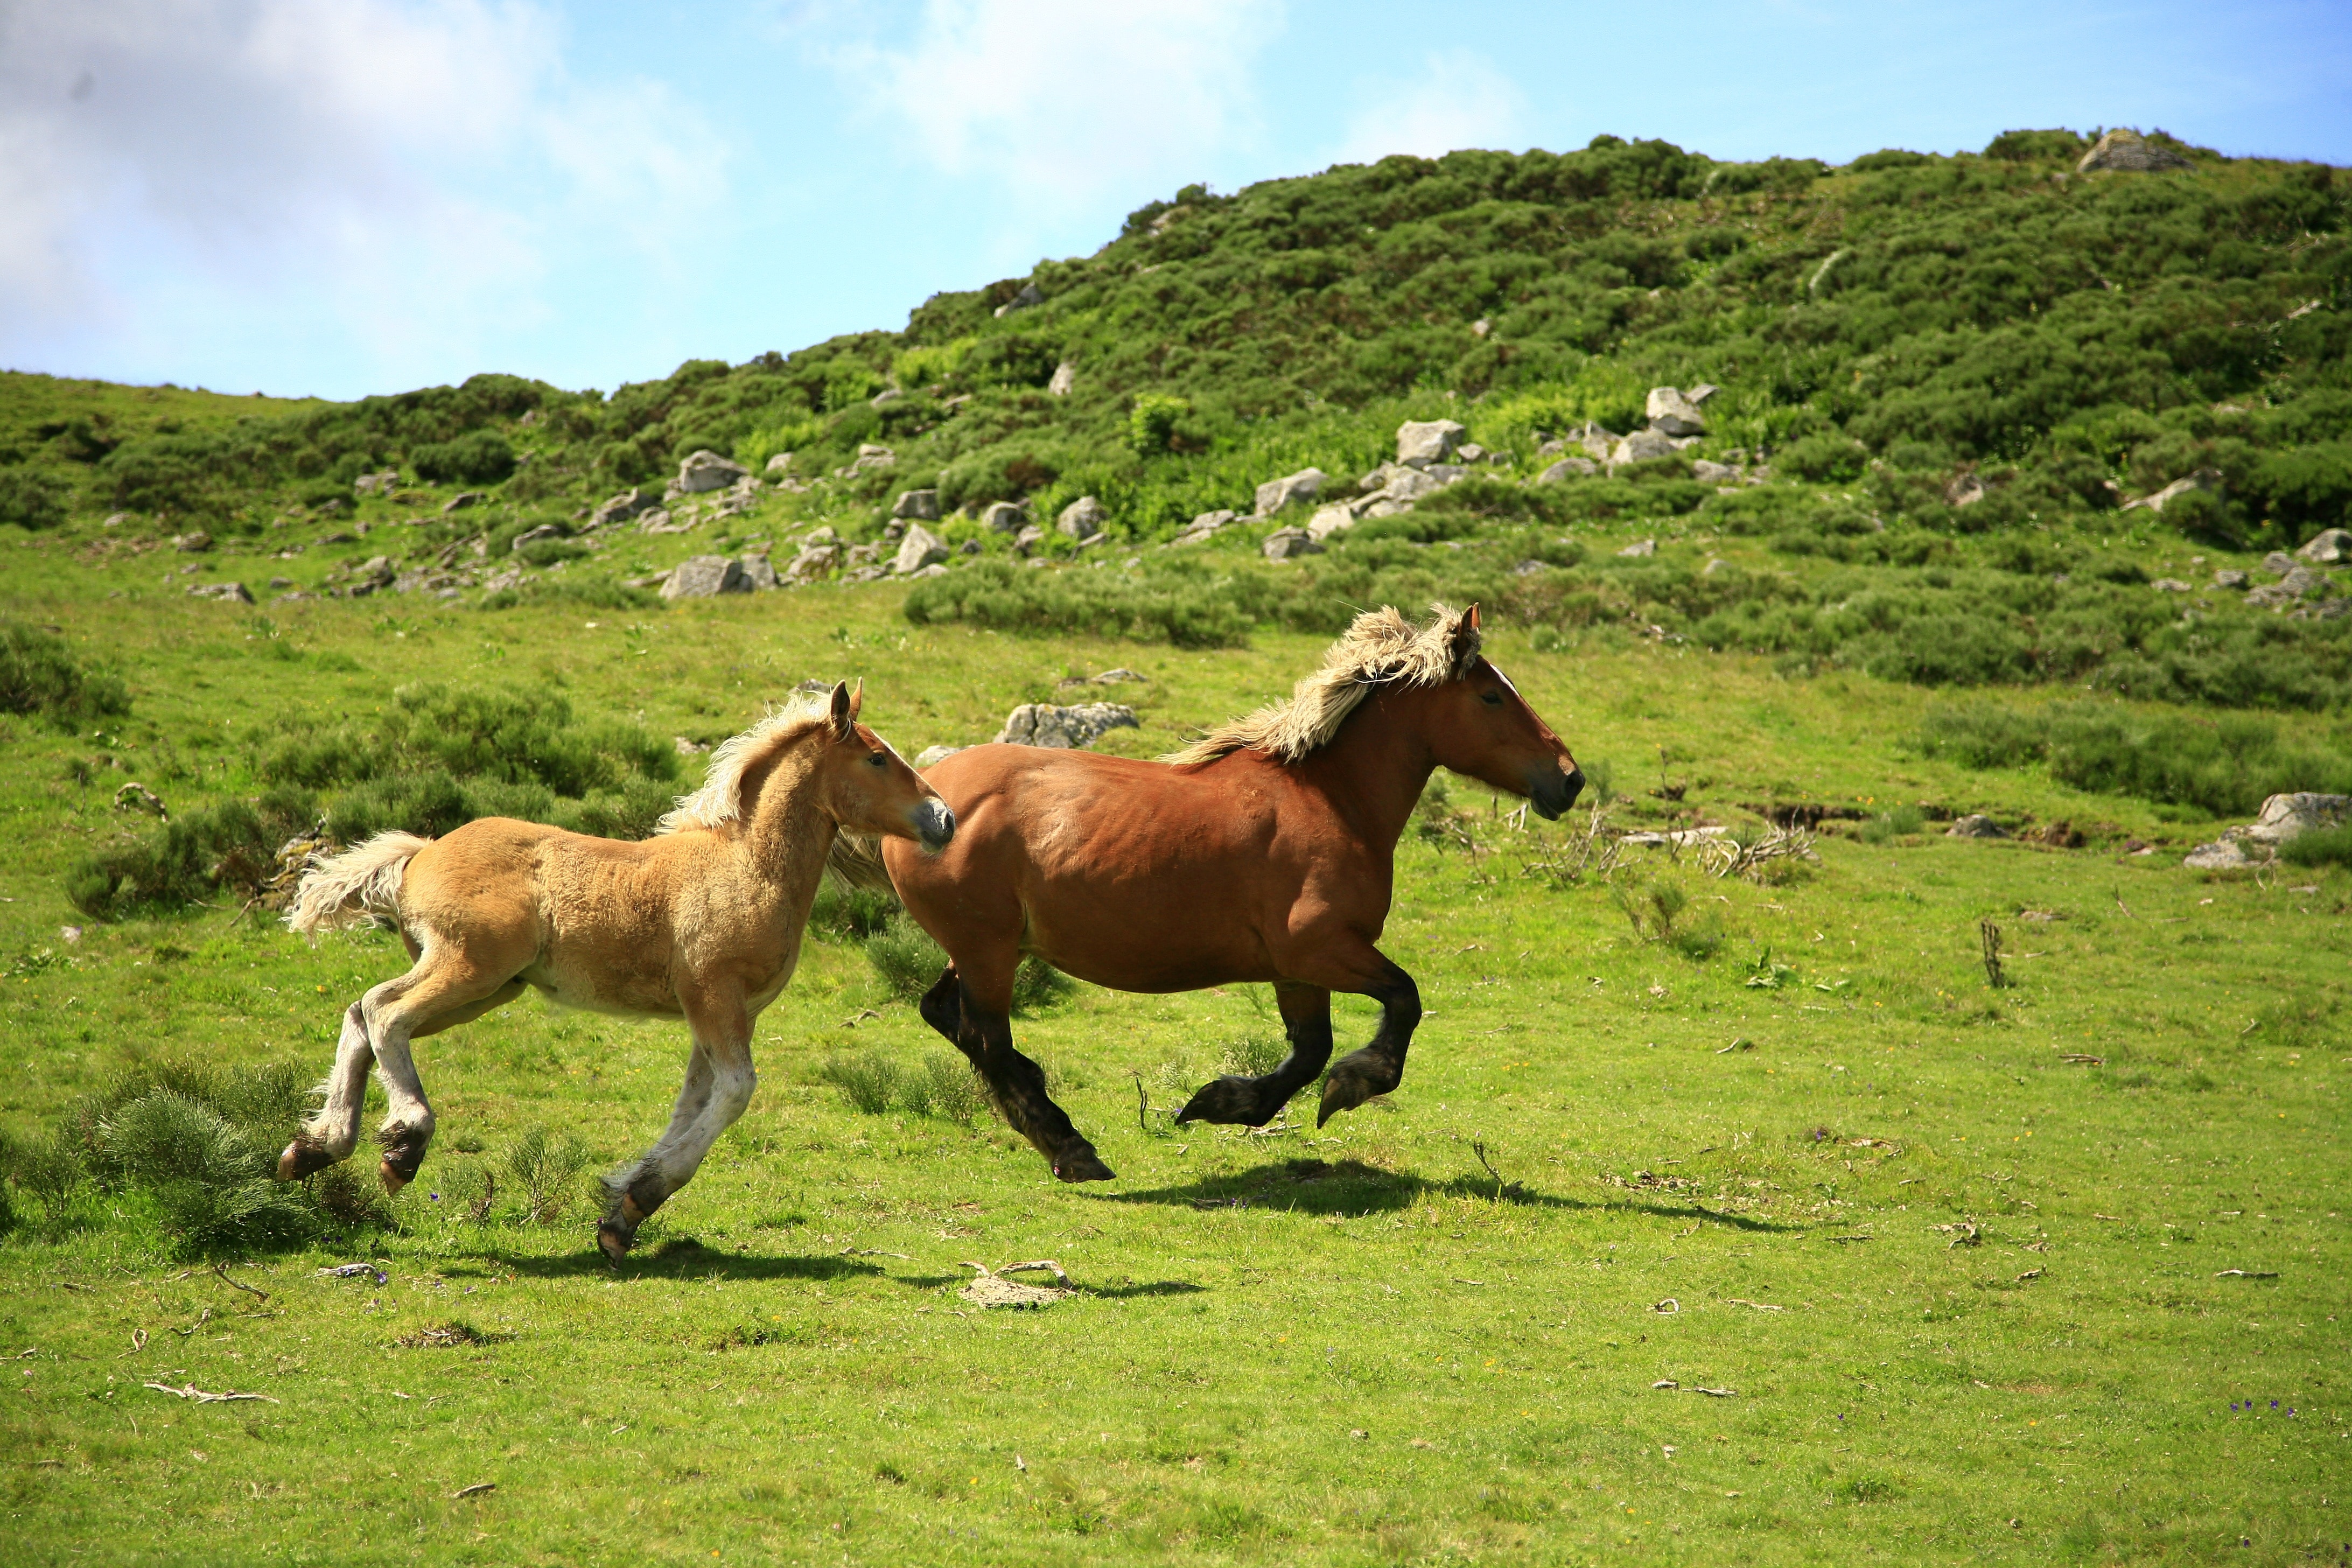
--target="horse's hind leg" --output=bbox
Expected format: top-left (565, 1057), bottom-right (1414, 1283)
top-left (365, 952), bottom-right (527, 1193)
top-left (1314, 954), bottom-right (1422, 1126)
top-left (951, 974), bottom-right (1113, 1184)
top-left (599, 990), bottom-right (757, 1262)
top-left (1177, 983), bottom-right (1335, 1128)
top-left (278, 1002), bottom-right (373, 1180)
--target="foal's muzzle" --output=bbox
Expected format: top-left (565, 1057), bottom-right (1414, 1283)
top-left (1529, 765), bottom-right (1584, 821)
top-left (913, 799), bottom-right (956, 852)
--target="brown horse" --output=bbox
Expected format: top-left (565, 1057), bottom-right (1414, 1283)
top-left (832, 604), bottom-right (1580, 1182)
top-left (281, 682), bottom-right (954, 1259)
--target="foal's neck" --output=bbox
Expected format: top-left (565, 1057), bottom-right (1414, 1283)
top-left (738, 744), bottom-right (837, 904)
top-left (1301, 685), bottom-right (1440, 854)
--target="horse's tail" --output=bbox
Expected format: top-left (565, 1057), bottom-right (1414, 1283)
top-left (825, 831), bottom-right (895, 894)
top-left (284, 832), bottom-right (430, 941)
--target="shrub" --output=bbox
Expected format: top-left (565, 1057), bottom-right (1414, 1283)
top-left (817, 1050), bottom-right (905, 1115)
top-left (1778, 433), bottom-right (1868, 482)
top-left (410, 431), bottom-right (516, 486)
top-left (1856, 803), bottom-right (1926, 844)
top-left (0, 621), bottom-right (129, 727)
top-left (864, 912), bottom-right (947, 1000)
top-left (2279, 825), bottom-right (2352, 869)
top-left (0, 466), bottom-right (67, 530)
top-left (819, 1049), bottom-right (992, 1123)
top-left (67, 788), bottom-right (316, 921)
top-left (810, 876), bottom-right (899, 941)
top-left (1918, 702), bottom-right (2352, 816)
top-left (99, 1092), bottom-right (318, 1250)
top-left (505, 1127), bottom-right (591, 1225)
top-left (1129, 395), bottom-right (1192, 454)
top-left (902, 558), bottom-right (1257, 648)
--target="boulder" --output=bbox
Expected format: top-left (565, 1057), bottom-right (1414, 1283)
top-left (1539, 457), bottom-right (1599, 484)
top-left (2212, 568), bottom-right (2249, 589)
top-left (2246, 565), bottom-right (2325, 608)
top-left (1058, 495), bottom-right (1106, 538)
top-left (1617, 538), bottom-right (1656, 558)
top-left (590, 489), bottom-right (652, 529)
top-left (1382, 466), bottom-right (1446, 503)
top-left (1611, 429), bottom-right (1681, 465)
top-left (893, 488), bottom-right (942, 521)
top-left (172, 531), bottom-right (213, 552)
top-left (1945, 473), bottom-right (1988, 507)
top-left (780, 543), bottom-right (839, 585)
top-left (2263, 550), bottom-right (2297, 576)
top-left (2122, 468), bottom-right (2222, 514)
top-left (913, 745), bottom-right (965, 768)
top-left (992, 282), bottom-right (1045, 318)
top-left (677, 450), bottom-right (750, 495)
top-left (2151, 578), bottom-right (2194, 592)
top-left (739, 554), bottom-right (779, 591)
top-left (1457, 443), bottom-right (1486, 463)
top-left (187, 582), bottom-right (255, 604)
top-left (1172, 509), bottom-right (1237, 545)
top-left (1685, 383), bottom-right (1721, 405)
top-left (892, 525), bottom-right (950, 575)
top-left (1690, 459), bottom-right (1741, 484)
top-left (661, 555), bottom-right (752, 599)
top-left (1396, 419), bottom-right (1467, 468)
top-left (442, 492), bottom-right (485, 514)
top-left (352, 470), bottom-right (399, 496)
top-left (1254, 467), bottom-right (1326, 516)
top-left (764, 452), bottom-right (795, 475)
top-left (2077, 130), bottom-right (2192, 174)
top-left (1262, 526), bottom-right (1322, 561)
top-left (1306, 504), bottom-right (1356, 543)
top-left (1048, 360), bottom-right (1077, 397)
top-left (838, 443), bottom-right (896, 479)
top-left (979, 501), bottom-right (1028, 534)
top-left (510, 523), bottom-right (567, 552)
top-left (2183, 792), bottom-right (2350, 869)
top-left (2296, 528), bottom-right (2352, 564)
top-left (1569, 421), bottom-right (1618, 460)
top-left (1945, 814), bottom-right (2007, 839)
top-left (1013, 524), bottom-right (1046, 554)
top-left (994, 702), bottom-right (1138, 750)
top-left (1644, 387), bottom-right (1707, 437)
top-left (1511, 559), bottom-right (1548, 577)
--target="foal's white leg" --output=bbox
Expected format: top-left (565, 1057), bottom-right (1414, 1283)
top-left (360, 975), bottom-right (439, 1192)
top-left (278, 1002), bottom-right (373, 1181)
top-left (600, 996), bottom-right (755, 1261)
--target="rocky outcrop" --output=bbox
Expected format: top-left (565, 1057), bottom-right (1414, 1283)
top-left (892, 524), bottom-right (950, 575)
top-left (1690, 459), bottom-right (1741, 485)
top-left (893, 488), bottom-right (941, 521)
top-left (1539, 457), bottom-right (1599, 483)
top-left (352, 470), bottom-right (400, 496)
top-left (1058, 495), bottom-right (1105, 537)
top-left (661, 556), bottom-right (752, 599)
top-left (1945, 814), bottom-right (2007, 839)
top-left (2297, 528), bottom-right (2351, 564)
top-left (1254, 467), bottom-right (1326, 516)
top-left (994, 702), bottom-right (1138, 749)
top-left (764, 452), bottom-right (795, 475)
top-left (2122, 468), bottom-right (2221, 514)
top-left (739, 554), bottom-right (779, 591)
top-left (979, 501), bottom-right (1027, 534)
top-left (993, 282), bottom-right (1044, 318)
top-left (1645, 387), bottom-right (1707, 437)
top-left (1172, 509), bottom-right (1237, 546)
top-left (1307, 504), bottom-right (1356, 543)
top-left (838, 444), bottom-right (896, 479)
top-left (2077, 130), bottom-right (2192, 174)
top-left (187, 581), bottom-right (254, 604)
top-left (676, 450), bottom-right (750, 495)
top-left (1262, 526), bottom-right (1322, 560)
top-left (590, 489), bottom-right (653, 529)
top-left (1611, 428), bottom-right (1682, 465)
top-left (1396, 419), bottom-right (1466, 468)
top-left (2184, 792), bottom-right (2349, 869)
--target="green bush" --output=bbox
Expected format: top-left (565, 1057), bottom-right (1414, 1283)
top-left (1918, 702), bottom-right (2352, 816)
top-left (410, 431), bottom-right (516, 486)
top-left (1856, 803), bottom-right (1926, 844)
top-left (817, 1050), bottom-right (905, 1115)
top-left (0, 621), bottom-right (129, 727)
top-left (864, 912), bottom-right (947, 1000)
top-left (67, 788), bottom-right (316, 921)
top-left (819, 1048), bottom-right (992, 1124)
top-left (1129, 395), bottom-right (1192, 454)
top-left (505, 1127), bottom-right (592, 1225)
top-left (100, 1091), bottom-right (318, 1250)
top-left (902, 558), bottom-right (1257, 648)
top-left (0, 466), bottom-right (67, 530)
top-left (810, 876), bottom-right (899, 941)
top-left (2279, 824), bottom-right (2352, 869)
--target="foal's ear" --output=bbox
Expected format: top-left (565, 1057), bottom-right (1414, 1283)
top-left (848, 677), bottom-right (865, 724)
top-left (828, 680), bottom-right (853, 741)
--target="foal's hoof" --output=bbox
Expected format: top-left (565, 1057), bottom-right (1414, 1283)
top-left (1051, 1149), bottom-right (1116, 1184)
top-left (377, 1160), bottom-right (412, 1196)
top-left (1174, 1075), bottom-right (1274, 1128)
top-left (276, 1141), bottom-right (334, 1182)
top-left (596, 1221), bottom-right (635, 1264)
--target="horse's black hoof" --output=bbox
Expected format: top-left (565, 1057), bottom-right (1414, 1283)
top-left (1174, 1075), bottom-right (1273, 1127)
top-left (1316, 1070), bottom-right (1382, 1126)
top-left (1052, 1149), bottom-right (1116, 1183)
top-left (596, 1220), bottom-right (635, 1263)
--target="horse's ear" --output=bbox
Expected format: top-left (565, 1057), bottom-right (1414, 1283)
top-left (828, 681), bottom-right (853, 741)
top-left (1451, 603), bottom-right (1483, 667)
top-left (848, 678), bottom-right (865, 725)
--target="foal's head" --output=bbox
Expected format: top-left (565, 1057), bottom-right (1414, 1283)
top-left (1418, 605), bottom-right (1585, 820)
top-left (813, 681), bottom-right (956, 851)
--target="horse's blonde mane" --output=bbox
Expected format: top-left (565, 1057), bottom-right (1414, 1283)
top-left (656, 691), bottom-right (835, 835)
top-left (1161, 604), bottom-right (1480, 767)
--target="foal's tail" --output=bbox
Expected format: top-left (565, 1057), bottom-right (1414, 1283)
top-left (825, 832), bottom-right (895, 894)
top-left (284, 832), bottom-right (430, 941)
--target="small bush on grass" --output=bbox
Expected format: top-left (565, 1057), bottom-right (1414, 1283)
top-left (66, 787), bottom-right (317, 921)
top-left (817, 1050), bottom-right (905, 1115)
top-left (818, 1048), bottom-right (996, 1125)
top-left (98, 1091), bottom-right (317, 1250)
top-left (410, 431), bottom-right (515, 486)
top-left (903, 558), bottom-right (1258, 648)
top-left (1919, 702), bottom-right (2352, 816)
top-left (862, 911), bottom-right (1069, 1013)
top-left (505, 1127), bottom-right (592, 1225)
top-left (2280, 824), bottom-right (2352, 869)
top-left (1856, 803), bottom-right (1927, 844)
top-left (0, 621), bottom-right (130, 728)
top-left (810, 876), bottom-right (899, 941)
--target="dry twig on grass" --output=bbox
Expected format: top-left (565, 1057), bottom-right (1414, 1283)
top-left (1698, 825), bottom-right (1819, 882)
top-left (212, 1262), bottom-right (268, 1303)
top-left (144, 1381), bottom-right (278, 1404)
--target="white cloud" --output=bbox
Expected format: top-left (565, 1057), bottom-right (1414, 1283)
top-left (0, 0), bottom-right (725, 391)
top-left (1329, 50), bottom-right (1528, 167)
top-left (814, 0), bottom-right (1280, 208)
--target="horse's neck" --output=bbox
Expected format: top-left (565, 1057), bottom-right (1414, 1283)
top-left (1298, 687), bottom-right (1437, 853)
top-left (737, 749), bottom-right (836, 909)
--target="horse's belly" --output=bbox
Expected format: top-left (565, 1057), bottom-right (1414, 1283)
top-left (526, 964), bottom-right (682, 1019)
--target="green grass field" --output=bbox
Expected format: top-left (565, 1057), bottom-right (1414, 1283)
top-left (2, 564), bottom-right (2347, 1566)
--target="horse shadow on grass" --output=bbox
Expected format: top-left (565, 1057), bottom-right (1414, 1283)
top-left (490, 1237), bottom-right (888, 1283)
top-left (1096, 1156), bottom-right (1800, 1234)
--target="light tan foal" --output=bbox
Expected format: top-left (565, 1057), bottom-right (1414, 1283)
top-left (281, 681), bottom-right (953, 1260)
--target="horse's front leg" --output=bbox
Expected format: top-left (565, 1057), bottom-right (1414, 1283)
top-left (950, 975), bottom-right (1114, 1184)
top-left (1314, 951), bottom-right (1420, 1126)
top-left (1177, 982), bottom-right (1334, 1128)
top-left (599, 989), bottom-right (755, 1262)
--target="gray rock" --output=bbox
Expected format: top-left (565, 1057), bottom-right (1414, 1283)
top-left (1306, 504), bottom-right (1356, 543)
top-left (2122, 468), bottom-right (2221, 514)
top-left (1690, 459), bottom-right (1741, 484)
top-left (1254, 467), bottom-right (1326, 515)
top-left (661, 555), bottom-right (752, 599)
top-left (838, 443), bottom-right (896, 479)
top-left (1396, 419), bottom-right (1467, 468)
top-left (906, 562), bottom-right (950, 578)
top-left (187, 582), bottom-right (255, 604)
top-left (893, 488), bottom-right (942, 521)
top-left (1538, 457), bottom-right (1599, 483)
top-left (1457, 443), bottom-right (1486, 463)
top-left (892, 524), bottom-right (950, 575)
top-left (913, 745), bottom-right (965, 768)
top-left (739, 554), bottom-right (779, 591)
top-left (1610, 429), bottom-right (1681, 465)
top-left (1569, 421), bottom-right (1618, 460)
top-left (1945, 473), bottom-right (1988, 507)
top-left (980, 501), bottom-right (1028, 534)
top-left (2296, 527), bottom-right (2352, 564)
top-left (2184, 792), bottom-right (2349, 869)
top-left (1617, 538), bottom-right (1657, 558)
top-left (1358, 498), bottom-right (1408, 519)
top-left (1262, 526), bottom-right (1323, 561)
top-left (993, 282), bottom-right (1045, 318)
top-left (1945, 814), bottom-right (2007, 839)
top-left (590, 490), bottom-right (652, 529)
top-left (1511, 559), bottom-right (1548, 577)
top-left (1381, 466), bottom-right (1446, 503)
top-left (1685, 383), bottom-right (1721, 405)
top-left (352, 470), bottom-right (399, 496)
top-left (1013, 524), bottom-right (1046, 554)
top-left (764, 452), bottom-right (795, 475)
top-left (781, 543), bottom-right (839, 585)
top-left (994, 702), bottom-right (1138, 750)
top-left (1645, 387), bottom-right (1707, 437)
top-left (1424, 464), bottom-right (1469, 485)
top-left (869, 388), bottom-right (904, 409)
top-left (1058, 495), bottom-right (1106, 538)
top-left (2246, 565), bottom-right (2325, 607)
top-left (1075, 531), bottom-right (1107, 550)
top-left (2151, 578), bottom-right (2194, 592)
top-left (1048, 360), bottom-right (1076, 396)
top-left (2263, 550), bottom-right (2297, 576)
top-left (677, 450), bottom-right (750, 495)
top-left (958, 539), bottom-right (982, 556)
top-left (510, 523), bottom-right (567, 552)
top-left (1173, 509), bottom-right (1237, 545)
top-left (172, 531), bottom-right (212, 552)
top-left (2213, 569), bottom-right (2249, 589)
top-left (442, 492), bottom-right (485, 514)
top-left (2077, 130), bottom-right (2192, 174)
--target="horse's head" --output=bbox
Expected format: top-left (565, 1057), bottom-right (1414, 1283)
top-left (1423, 606), bottom-right (1584, 820)
top-left (816, 681), bottom-right (955, 851)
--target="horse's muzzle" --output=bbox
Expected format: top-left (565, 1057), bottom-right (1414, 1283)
top-left (1529, 765), bottom-right (1583, 821)
top-left (913, 799), bottom-right (956, 852)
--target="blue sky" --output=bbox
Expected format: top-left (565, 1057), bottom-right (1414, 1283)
top-left (3, 0), bottom-right (2347, 401)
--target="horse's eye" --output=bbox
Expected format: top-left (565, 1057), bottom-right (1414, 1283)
top-left (865, 752), bottom-right (886, 767)
top-left (1480, 690), bottom-right (1504, 706)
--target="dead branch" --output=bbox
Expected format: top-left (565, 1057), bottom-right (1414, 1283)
top-left (144, 1381), bottom-right (278, 1404)
top-left (212, 1262), bottom-right (269, 1303)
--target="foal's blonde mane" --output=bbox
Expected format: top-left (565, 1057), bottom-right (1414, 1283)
top-left (656, 691), bottom-right (836, 835)
top-left (1161, 604), bottom-right (1480, 767)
